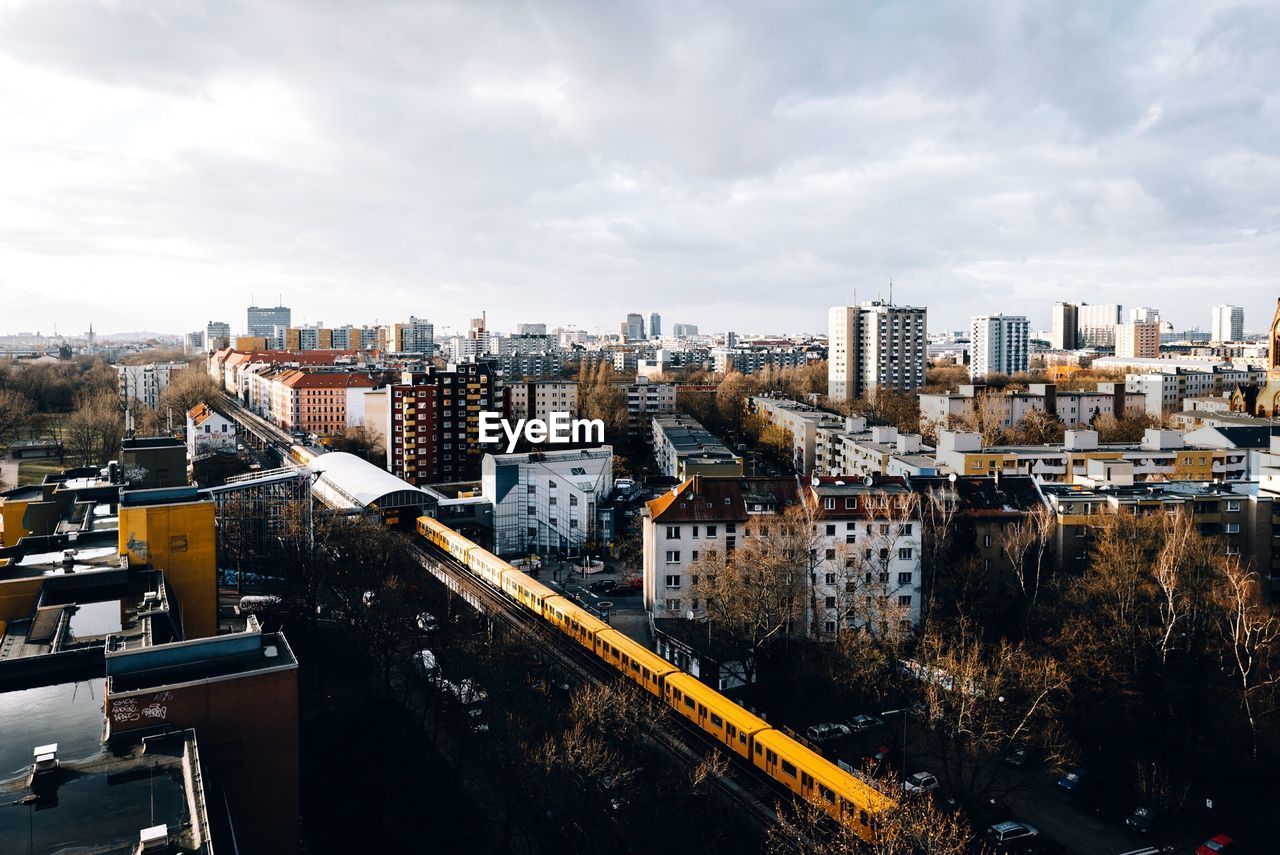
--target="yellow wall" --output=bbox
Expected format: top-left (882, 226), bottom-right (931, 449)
top-left (119, 500), bottom-right (218, 638)
top-left (1174, 450), bottom-right (1219, 481)
top-left (0, 500), bottom-right (32, 547)
top-left (0, 575), bottom-right (46, 628)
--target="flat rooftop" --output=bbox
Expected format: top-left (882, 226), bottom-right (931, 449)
top-left (0, 530), bottom-right (123, 580)
top-left (0, 730), bottom-right (213, 854)
top-left (107, 629), bottom-right (297, 695)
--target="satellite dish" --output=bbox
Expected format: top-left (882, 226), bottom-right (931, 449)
top-left (948, 472), bottom-right (958, 483)
top-left (863, 475), bottom-right (875, 487)
top-left (811, 476), bottom-right (820, 488)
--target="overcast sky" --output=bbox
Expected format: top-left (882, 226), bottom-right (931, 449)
top-left (1, 1), bottom-right (1277, 338)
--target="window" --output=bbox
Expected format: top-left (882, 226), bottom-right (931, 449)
top-left (691, 525), bottom-right (700, 537)
top-left (898, 572), bottom-right (912, 585)
top-left (548, 496), bottom-right (557, 505)
top-left (983, 533), bottom-right (992, 547)
top-left (665, 598), bottom-right (681, 612)
top-left (665, 575), bottom-right (681, 588)
top-left (1226, 500), bottom-right (1241, 512)
top-left (845, 497), bottom-right (857, 509)
top-left (898, 595), bottom-right (912, 606)
top-left (825, 549), bottom-right (836, 560)
top-left (666, 526), bottom-right (681, 539)
top-left (1225, 545), bottom-right (1240, 556)
top-left (570, 495), bottom-right (578, 506)
top-left (902, 523), bottom-right (913, 535)
top-left (846, 522), bottom-right (857, 531)
top-left (845, 534), bottom-right (856, 544)
top-left (825, 596), bottom-right (836, 608)
top-left (665, 551), bottom-right (680, 563)
top-left (548, 480), bottom-right (557, 489)
top-left (705, 525), bottom-right (717, 537)
top-left (880, 524), bottom-right (890, 534)
top-left (825, 573), bottom-right (836, 584)
top-left (824, 498), bottom-right (835, 510)
top-left (527, 505), bottom-right (536, 515)
top-left (898, 547), bottom-right (913, 560)
top-left (826, 524), bottom-right (836, 536)
top-left (1225, 522), bottom-right (1240, 534)
top-left (781, 760), bottom-right (797, 777)
top-left (726, 523), bottom-right (736, 533)
top-left (691, 550), bottom-right (698, 561)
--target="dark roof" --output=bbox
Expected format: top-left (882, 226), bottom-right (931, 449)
top-left (909, 475), bottom-right (1046, 517)
top-left (646, 475), bottom-right (797, 523)
top-left (1207, 426), bottom-right (1274, 448)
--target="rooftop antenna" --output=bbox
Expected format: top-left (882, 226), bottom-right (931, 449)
top-left (889, 278), bottom-right (894, 305)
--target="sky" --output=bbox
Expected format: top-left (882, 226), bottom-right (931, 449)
top-left (0, 1), bottom-right (1277, 338)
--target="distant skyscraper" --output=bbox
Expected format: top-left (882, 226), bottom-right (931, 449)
top-left (725, 331), bottom-right (738, 348)
top-left (407, 316), bottom-right (434, 354)
top-left (623, 313), bottom-right (645, 340)
top-left (672, 323), bottom-right (699, 339)
top-left (1130, 306), bottom-right (1160, 324)
top-left (828, 301), bottom-right (927, 403)
top-left (650, 312), bottom-right (661, 338)
top-left (1078, 303), bottom-right (1122, 348)
top-left (969, 315), bottom-right (1029, 380)
top-left (247, 305), bottom-right (291, 346)
top-left (1211, 305), bottom-right (1244, 342)
top-left (205, 321), bottom-right (231, 353)
top-left (1114, 322), bottom-right (1160, 358)
top-left (516, 323), bottom-right (547, 336)
top-left (1050, 303), bottom-right (1079, 350)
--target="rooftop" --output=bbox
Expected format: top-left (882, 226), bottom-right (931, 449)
top-left (106, 626), bottom-right (297, 695)
top-left (646, 475), bottom-right (797, 523)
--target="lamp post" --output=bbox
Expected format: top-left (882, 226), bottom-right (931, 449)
top-left (880, 707), bottom-right (909, 784)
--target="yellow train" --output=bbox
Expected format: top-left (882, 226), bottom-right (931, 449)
top-left (416, 515), bottom-right (895, 837)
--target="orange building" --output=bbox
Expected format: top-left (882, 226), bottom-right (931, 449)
top-left (271, 370), bottom-right (377, 436)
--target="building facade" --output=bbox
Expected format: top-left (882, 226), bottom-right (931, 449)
top-left (482, 447), bottom-right (613, 557)
top-left (386, 362), bottom-right (501, 486)
top-left (1050, 302), bottom-right (1079, 350)
top-left (827, 301), bottom-right (927, 403)
top-left (1078, 303), bottom-right (1123, 348)
top-left (969, 314), bottom-right (1030, 379)
top-left (1114, 322), bottom-right (1160, 358)
top-left (1212, 304), bottom-right (1245, 342)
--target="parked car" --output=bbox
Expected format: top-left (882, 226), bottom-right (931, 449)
top-left (416, 649), bottom-right (439, 675)
top-left (416, 611), bottom-right (439, 632)
top-left (1125, 805), bottom-right (1156, 834)
top-left (847, 713), bottom-right (883, 732)
top-left (1005, 744), bottom-right (1032, 769)
top-left (1056, 766), bottom-right (1090, 794)
top-left (588, 579), bottom-right (617, 595)
top-left (984, 821), bottom-right (1040, 848)
top-left (806, 722), bottom-right (851, 743)
top-left (1196, 835), bottom-right (1237, 855)
top-left (903, 771), bottom-right (939, 794)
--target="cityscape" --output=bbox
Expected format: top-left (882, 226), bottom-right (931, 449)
top-left (2, 4), bottom-right (1279, 855)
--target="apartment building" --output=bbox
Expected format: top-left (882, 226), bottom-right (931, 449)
top-left (1078, 303), bottom-right (1122, 347)
top-left (969, 314), bottom-right (1029, 379)
top-left (246, 304), bottom-right (291, 347)
top-left (1114, 322), bottom-right (1160, 358)
top-left (919, 382), bottom-right (1145, 432)
top-left (748, 396), bottom-right (847, 474)
top-left (185, 402), bottom-right (237, 459)
top-left (386, 362), bottom-right (500, 486)
top-left (118, 361), bottom-right (189, 411)
top-left (933, 428), bottom-right (1247, 483)
top-left (1051, 302), bottom-right (1079, 350)
top-left (504, 380), bottom-right (579, 421)
top-left (652, 414), bottom-right (743, 479)
top-left (804, 477), bottom-right (924, 633)
top-left (1125, 364), bottom-right (1268, 416)
top-left (1043, 481), bottom-right (1275, 586)
top-left (268, 370), bottom-right (376, 436)
top-left (1212, 305), bottom-right (1245, 342)
top-left (205, 320), bottom-right (231, 352)
top-left (711, 346), bottom-right (812, 375)
top-left (642, 475), bottom-right (797, 617)
top-left (816, 423), bottom-right (937, 478)
top-left (625, 378), bottom-right (677, 434)
top-left (827, 301), bottom-right (928, 403)
top-left (482, 447), bottom-right (613, 557)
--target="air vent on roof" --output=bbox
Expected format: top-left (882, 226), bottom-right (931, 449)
top-left (139, 824), bottom-right (170, 851)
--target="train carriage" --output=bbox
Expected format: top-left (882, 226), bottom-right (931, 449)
top-left (501, 570), bottom-right (557, 615)
top-left (663, 672), bottom-right (770, 761)
top-left (417, 516), bottom-right (474, 564)
top-left (467, 546), bottom-right (509, 588)
top-left (542, 595), bottom-right (610, 651)
top-left (594, 629), bottom-right (679, 698)
top-left (751, 728), bottom-right (893, 840)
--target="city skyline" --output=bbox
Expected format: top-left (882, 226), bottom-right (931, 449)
top-left (2, 3), bottom-right (1278, 336)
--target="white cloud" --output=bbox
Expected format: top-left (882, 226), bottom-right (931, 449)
top-left (0, 0), bottom-right (1277, 337)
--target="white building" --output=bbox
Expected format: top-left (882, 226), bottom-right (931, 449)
top-left (969, 314), bottom-right (1029, 379)
top-left (1050, 303), bottom-right (1079, 350)
top-left (1212, 305), bottom-right (1244, 342)
top-left (185, 402), bottom-right (237, 460)
top-left (828, 301), bottom-right (928, 403)
top-left (205, 321), bottom-right (231, 353)
top-left (1130, 307), bottom-right (1160, 324)
top-left (118, 362), bottom-right (189, 412)
top-left (481, 447), bottom-right (614, 557)
top-left (1078, 303), bottom-right (1122, 347)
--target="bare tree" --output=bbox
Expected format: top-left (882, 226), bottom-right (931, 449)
top-left (997, 503), bottom-right (1056, 632)
top-left (0, 388), bottom-right (35, 449)
top-left (1216, 559), bottom-right (1280, 759)
top-left (768, 785), bottom-right (971, 855)
top-left (917, 484), bottom-right (961, 631)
